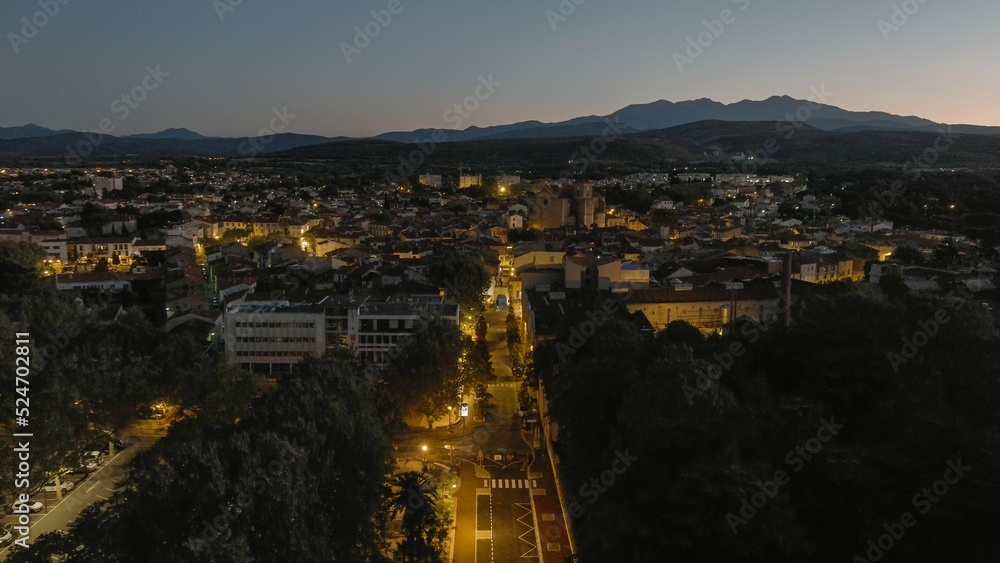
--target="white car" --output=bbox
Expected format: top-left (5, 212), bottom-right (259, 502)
top-left (0, 524), bottom-right (13, 547)
top-left (11, 499), bottom-right (43, 513)
top-left (44, 479), bottom-right (74, 493)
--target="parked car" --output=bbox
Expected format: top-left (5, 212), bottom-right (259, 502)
top-left (44, 479), bottom-right (74, 493)
top-left (71, 459), bottom-right (98, 474)
top-left (71, 451), bottom-right (103, 474)
top-left (11, 499), bottom-right (43, 513)
top-left (0, 524), bottom-right (13, 547)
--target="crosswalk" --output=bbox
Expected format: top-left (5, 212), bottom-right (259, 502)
top-left (489, 478), bottom-right (537, 489)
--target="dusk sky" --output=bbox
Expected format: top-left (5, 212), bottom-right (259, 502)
top-left (2, 0), bottom-right (997, 137)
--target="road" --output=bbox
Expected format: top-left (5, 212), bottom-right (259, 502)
top-left (452, 309), bottom-right (542, 562)
top-left (0, 419), bottom-right (166, 560)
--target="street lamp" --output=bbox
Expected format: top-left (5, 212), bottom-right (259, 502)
top-left (421, 445), bottom-right (428, 463)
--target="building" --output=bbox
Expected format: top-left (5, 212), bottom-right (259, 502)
top-left (564, 255), bottom-right (650, 292)
top-left (352, 296), bottom-right (460, 366)
top-left (91, 176), bottom-right (123, 197)
top-left (676, 173), bottom-right (712, 182)
top-left (459, 174), bottom-right (482, 189)
top-left (419, 174), bottom-right (443, 188)
top-left (54, 272), bottom-right (132, 293)
top-left (625, 282), bottom-right (787, 334)
top-left (528, 183), bottom-right (607, 229)
top-left (224, 301), bottom-right (327, 373)
top-left (222, 295), bottom-right (460, 371)
top-left (498, 175), bottom-right (521, 189)
top-left (69, 237), bottom-right (138, 265)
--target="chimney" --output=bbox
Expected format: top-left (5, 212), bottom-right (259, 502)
top-left (783, 253), bottom-right (793, 328)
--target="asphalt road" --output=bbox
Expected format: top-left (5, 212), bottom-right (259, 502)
top-left (456, 310), bottom-right (541, 562)
top-left (477, 462), bottom-right (539, 562)
top-left (0, 420), bottom-right (165, 560)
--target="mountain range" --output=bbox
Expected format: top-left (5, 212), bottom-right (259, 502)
top-left (1, 96), bottom-right (998, 160)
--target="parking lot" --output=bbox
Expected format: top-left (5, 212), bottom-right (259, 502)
top-left (0, 420), bottom-right (167, 561)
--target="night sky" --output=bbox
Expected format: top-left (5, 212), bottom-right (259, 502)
top-left (1, 0), bottom-right (997, 137)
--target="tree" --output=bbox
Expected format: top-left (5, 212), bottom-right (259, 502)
top-left (0, 241), bottom-right (46, 275)
top-left (507, 227), bottom-right (542, 243)
top-left (475, 315), bottom-right (488, 343)
top-left (386, 471), bottom-right (447, 562)
top-left (383, 318), bottom-right (464, 428)
top-left (11, 357), bottom-right (395, 563)
top-left (541, 283), bottom-right (1000, 562)
top-left (893, 245), bottom-right (924, 265)
top-left (426, 254), bottom-right (491, 314)
top-left (220, 228), bottom-right (251, 244)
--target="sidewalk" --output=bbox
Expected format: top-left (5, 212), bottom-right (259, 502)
top-left (528, 447), bottom-right (574, 563)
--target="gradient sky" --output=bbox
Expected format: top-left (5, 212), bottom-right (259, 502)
top-left (1, 0), bottom-right (998, 137)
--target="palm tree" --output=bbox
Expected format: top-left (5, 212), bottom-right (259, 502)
top-left (386, 471), bottom-right (443, 562)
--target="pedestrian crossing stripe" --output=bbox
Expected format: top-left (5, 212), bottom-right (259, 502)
top-left (489, 479), bottom-right (531, 489)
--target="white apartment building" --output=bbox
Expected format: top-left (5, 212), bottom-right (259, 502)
top-left (419, 174), bottom-right (443, 188)
top-left (224, 301), bottom-right (326, 373)
top-left (352, 296), bottom-right (461, 366)
top-left (223, 295), bottom-right (460, 371)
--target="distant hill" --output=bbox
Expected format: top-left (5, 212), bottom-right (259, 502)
top-left (127, 128), bottom-right (210, 141)
top-left (275, 120), bottom-right (1000, 174)
top-left (0, 132), bottom-right (352, 160)
top-left (368, 96), bottom-right (1000, 143)
top-left (0, 124), bottom-right (76, 140)
top-left (3, 95), bottom-right (999, 162)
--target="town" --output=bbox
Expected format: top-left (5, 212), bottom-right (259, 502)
top-left (0, 156), bottom-right (996, 561)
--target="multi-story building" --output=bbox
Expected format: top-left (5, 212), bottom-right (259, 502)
top-left (351, 296), bottom-right (461, 366)
top-left (224, 301), bottom-right (327, 373)
top-left (498, 175), bottom-right (521, 189)
top-left (459, 174), bottom-right (482, 189)
top-left (91, 176), bottom-right (123, 197)
top-left (419, 174), bottom-right (443, 188)
top-left (69, 237), bottom-right (138, 265)
top-left (222, 295), bottom-right (460, 371)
